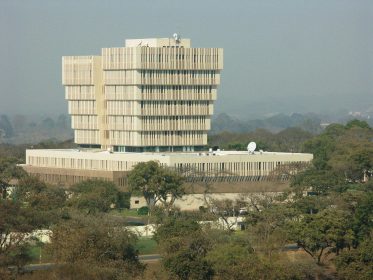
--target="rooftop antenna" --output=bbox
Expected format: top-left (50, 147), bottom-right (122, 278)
top-left (247, 142), bottom-right (256, 154)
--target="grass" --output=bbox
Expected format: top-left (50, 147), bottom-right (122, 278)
top-left (27, 244), bottom-right (52, 263)
top-left (111, 208), bottom-right (143, 217)
top-left (27, 238), bottom-right (158, 264)
top-left (28, 245), bottom-right (42, 262)
top-left (135, 237), bottom-right (159, 255)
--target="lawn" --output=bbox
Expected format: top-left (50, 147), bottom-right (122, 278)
top-left (111, 208), bottom-right (146, 217)
top-left (135, 237), bottom-right (159, 255)
top-left (27, 244), bottom-right (52, 263)
top-left (115, 208), bottom-right (139, 216)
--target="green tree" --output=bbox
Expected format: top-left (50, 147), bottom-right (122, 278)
top-left (0, 176), bottom-right (69, 276)
top-left (127, 161), bottom-right (184, 215)
top-left (345, 119), bottom-right (370, 129)
top-left (292, 195), bottom-right (332, 215)
top-left (286, 208), bottom-right (354, 264)
top-left (352, 190), bottom-right (373, 244)
top-left (205, 228), bottom-right (319, 280)
top-left (291, 168), bottom-right (346, 194)
top-left (246, 204), bottom-right (292, 259)
top-left (299, 121), bottom-right (373, 183)
top-left (0, 200), bottom-right (35, 271)
top-left (46, 214), bottom-right (144, 279)
top-left (12, 176), bottom-right (67, 226)
top-left (0, 157), bottom-right (26, 199)
top-left (205, 237), bottom-right (257, 280)
top-left (335, 232), bottom-right (373, 280)
top-left (302, 134), bottom-right (336, 170)
top-left (209, 198), bottom-right (239, 231)
top-left (154, 217), bottom-right (213, 280)
top-left (68, 179), bottom-right (120, 214)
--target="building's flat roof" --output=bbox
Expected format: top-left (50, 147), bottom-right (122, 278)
top-left (26, 149), bottom-right (311, 157)
top-left (24, 149), bottom-right (313, 173)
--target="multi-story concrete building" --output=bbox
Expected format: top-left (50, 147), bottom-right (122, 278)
top-left (63, 37), bottom-right (223, 152)
top-left (22, 36), bottom-right (313, 199)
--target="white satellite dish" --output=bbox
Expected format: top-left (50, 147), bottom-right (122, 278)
top-left (247, 142), bottom-right (256, 154)
top-left (173, 33), bottom-right (181, 42)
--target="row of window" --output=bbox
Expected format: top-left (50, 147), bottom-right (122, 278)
top-left (140, 70), bottom-right (217, 78)
top-left (140, 100), bottom-right (210, 107)
top-left (28, 155), bottom-right (308, 179)
top-left (140, 85), bottom-right (213, 94)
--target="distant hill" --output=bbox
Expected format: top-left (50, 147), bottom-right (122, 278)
top-left (0, 114), bottom-right (73, 145)
top-left (211, 112), bottom-right (322, 134)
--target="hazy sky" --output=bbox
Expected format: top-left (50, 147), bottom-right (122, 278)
top-left (0, 0), bottom-right (372, 118)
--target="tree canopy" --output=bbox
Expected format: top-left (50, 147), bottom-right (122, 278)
top-left (68, 179), bottom-right (123, 214)
top-left (127, 161), bottom-right (184, 214)
top-left (46, 214), bottom-right (144, 279)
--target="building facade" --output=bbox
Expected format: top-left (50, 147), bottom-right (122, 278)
top-left (63, 37), bottom-right (223, 152)
top-left (23, 149), bottom-right (312, 191)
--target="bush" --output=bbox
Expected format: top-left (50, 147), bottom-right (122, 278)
top-left (117, 192), bottom-right (131, 209)
top-left (137, 206), bottom-right (149, 216)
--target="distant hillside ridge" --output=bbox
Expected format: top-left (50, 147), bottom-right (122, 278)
top-left (211, 112), bottom-right (322, 134)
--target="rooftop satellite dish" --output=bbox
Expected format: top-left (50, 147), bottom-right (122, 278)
top-left (247, 142), bottom-right (256, 154)
top-left (173, 33), bottom-right (181, 43)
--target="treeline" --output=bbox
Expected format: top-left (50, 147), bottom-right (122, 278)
top-left (0, 120), bottom-right (372, 279)
top-left (0, 139), bottom-right (76, 165)
top-left (152, 119), bottom-right (373, 279)
top-left (211, 112), bottom-right (323, 134)
top-left (208, 127), bottom-right (315, 152)
top-left (0, 175), bottom-right (138, 280)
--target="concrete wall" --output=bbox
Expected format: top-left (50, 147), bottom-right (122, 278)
top-left (130, 191), bottom-right (283, 211)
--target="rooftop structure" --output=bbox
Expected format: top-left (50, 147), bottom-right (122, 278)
top-left (63, 36), bottom-right (223, 152)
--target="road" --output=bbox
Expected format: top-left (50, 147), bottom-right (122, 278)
top-left (9, 254), bottom-right (162, 273)
top-left (12, 245), bottom-right (299, 272)
top-left (138, 254), bottom-right (162, 263)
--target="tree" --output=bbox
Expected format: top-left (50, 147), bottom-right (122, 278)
top-left (334, 232), bottom-right (373, 280)
top-left (68, 179), bottom-right (121, 214)
top-left (291, 168), bottom-right (346, 194)
top-left (352, 191), bottom-right (373, 244)
top-left (46, 214), bottom-right (144, 279)
top-left (327, 126), bottom-right (373, 182)
top-left (154, 217), bottom-right (213, 280)
top-left (292, 195), bottom-right (332, 215)
top-left (1, 176), bottom-right (68, 276)
top-left (299, 121), bottom-right (373, 183)
top-left (205, 227), bottom-right (319, 280)
top-left (0, 200), bottom-right (35, 271)
top-left (12, 176), bottom-right (67, 227)
top-left (0, 157), bottom-right (26, 199)
top-left (209, 199), bottom-right (239, 231)
top-left (302, 134), bottom-right (336, 170)
top-left (286, 208), bottom-right (354, 264)
top-left (245, 204), bottom-right (293, 259)
top-left (127, 161), bottom-right (184, 215)
top-left (205, 236), bottom-right (257, 280)
top-left (345, 119), bottom-right (370, 129)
